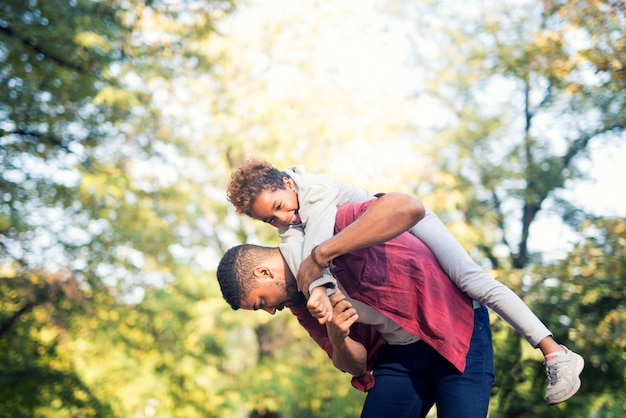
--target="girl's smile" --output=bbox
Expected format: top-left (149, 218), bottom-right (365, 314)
top-left (249, 177), bottom-right (301, 229)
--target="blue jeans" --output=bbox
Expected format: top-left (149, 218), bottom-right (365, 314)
top-left (361, 306), bottom-right (495, 418)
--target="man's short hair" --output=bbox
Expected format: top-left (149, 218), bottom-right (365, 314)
top-left (216, 244), bottom-right (274, 310)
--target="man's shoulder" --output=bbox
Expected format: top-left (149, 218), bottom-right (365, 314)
top-left (335, 200), bottom-right (376, 229)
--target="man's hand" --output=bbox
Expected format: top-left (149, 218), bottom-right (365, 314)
top-left (326, 289), bottom-right (359, 345)
top-left (296, 255), bottom-right (324, 298)
top-left (308, 286), bottom-right (333, 324)
top-left (325, 289), bottom-right (366, 376)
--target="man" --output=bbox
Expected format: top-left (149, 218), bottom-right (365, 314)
top-left (217, 194), bottom-right (494, 417)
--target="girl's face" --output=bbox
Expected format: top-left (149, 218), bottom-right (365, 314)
top-left (249, 177), bottom-right (301, 229)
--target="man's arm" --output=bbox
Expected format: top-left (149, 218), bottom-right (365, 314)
top-left (297, 192), bottom-right (425, 284)
top-left (326, 290), bottom-right (367, 376)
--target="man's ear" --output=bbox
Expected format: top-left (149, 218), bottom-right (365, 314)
top-left (253, 266), bottom-right (273, 282)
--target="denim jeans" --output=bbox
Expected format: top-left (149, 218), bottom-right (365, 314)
top-left (361, 306), bottom-right (495, 418)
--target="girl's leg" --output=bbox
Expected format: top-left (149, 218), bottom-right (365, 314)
top-left (411, 207), bottom-right (584, 405)
top-left (409, 206), bottom-right (551, 347)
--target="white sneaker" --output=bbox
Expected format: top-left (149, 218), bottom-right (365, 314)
top-left (545, 345), bottom-right (585, 405)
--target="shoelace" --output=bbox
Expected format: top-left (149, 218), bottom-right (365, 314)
top-left (545, 363), bottom-right (559, 385)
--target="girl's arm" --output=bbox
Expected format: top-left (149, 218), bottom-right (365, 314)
top-left (286, 169), bottom-right (342, 295)
top-left (280, 225), bottom-right (337, 297)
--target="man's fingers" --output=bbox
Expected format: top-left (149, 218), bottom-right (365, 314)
top-left (332, 299), bottom-right (353, 314)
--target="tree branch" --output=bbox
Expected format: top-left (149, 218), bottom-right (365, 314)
top-left (0, 128), bottom-right (72, 152)
top-left (562, 123), bottom-right (625, 168)
top-left (0, 298), bottom-right (37, 338)
top-left (0, 25), bottom-right (93, 74)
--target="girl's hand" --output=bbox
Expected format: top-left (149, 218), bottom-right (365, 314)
top-left (307, 287), bottom-right (333, 324)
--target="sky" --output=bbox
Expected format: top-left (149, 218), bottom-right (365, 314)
top-left (569, 140), bottom-right (626, 217)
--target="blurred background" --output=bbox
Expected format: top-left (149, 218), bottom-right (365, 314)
top-left (1, 0), bottom-right (624, 416)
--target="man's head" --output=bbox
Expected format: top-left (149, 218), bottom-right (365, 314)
top-left (226, 158), bottom-right (300, 229)
top-left (216, 244), bottom-right (306, 313)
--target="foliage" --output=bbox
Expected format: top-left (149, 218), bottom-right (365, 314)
top-left (528, 217), bottom-right (626, 416)
top-left (0, 271), bottom-right (114, 417)
top-left (1, 0), bottom-right (237, 416)
top-left (222, 313), bottom-right (366, 418)
top-left (393, 0), bottom-right (625, 415)
top-left (402, 0), bottom-right (625, 269)
top-left (488, 220), bottom-right (626, 417)
top-left (1, 0), bottom-right (624, 416)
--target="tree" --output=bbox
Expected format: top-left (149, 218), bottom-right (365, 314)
top-left (403, 0), bottom-right (625, 268)
top-left (3, 0), bottom-right (621, 415)
top-left (394, 0), bottom-right (624, 415)
top-left (1, 0), bottom-right (130, 413)
top-left (1, 0), bottom-right (237, 415)
top-left (526, 217), bottom-right (626, 417)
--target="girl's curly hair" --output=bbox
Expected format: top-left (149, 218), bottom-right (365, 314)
top-left (227, 158), bottom-right (287, 216)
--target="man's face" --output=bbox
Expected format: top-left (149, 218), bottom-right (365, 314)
top-left (239, 270), bottom-right (306, 315)
top-left (249, 177), bottom-right (301, 229)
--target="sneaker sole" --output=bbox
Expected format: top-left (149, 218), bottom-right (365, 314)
top-left (547, 353), bottom-right (585, 405)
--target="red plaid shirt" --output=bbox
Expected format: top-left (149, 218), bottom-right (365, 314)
top-left (291, 199), bottom-right (474, 391)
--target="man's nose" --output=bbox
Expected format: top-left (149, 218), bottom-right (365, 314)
top-left (263, 307), bottom-right (277, 315)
